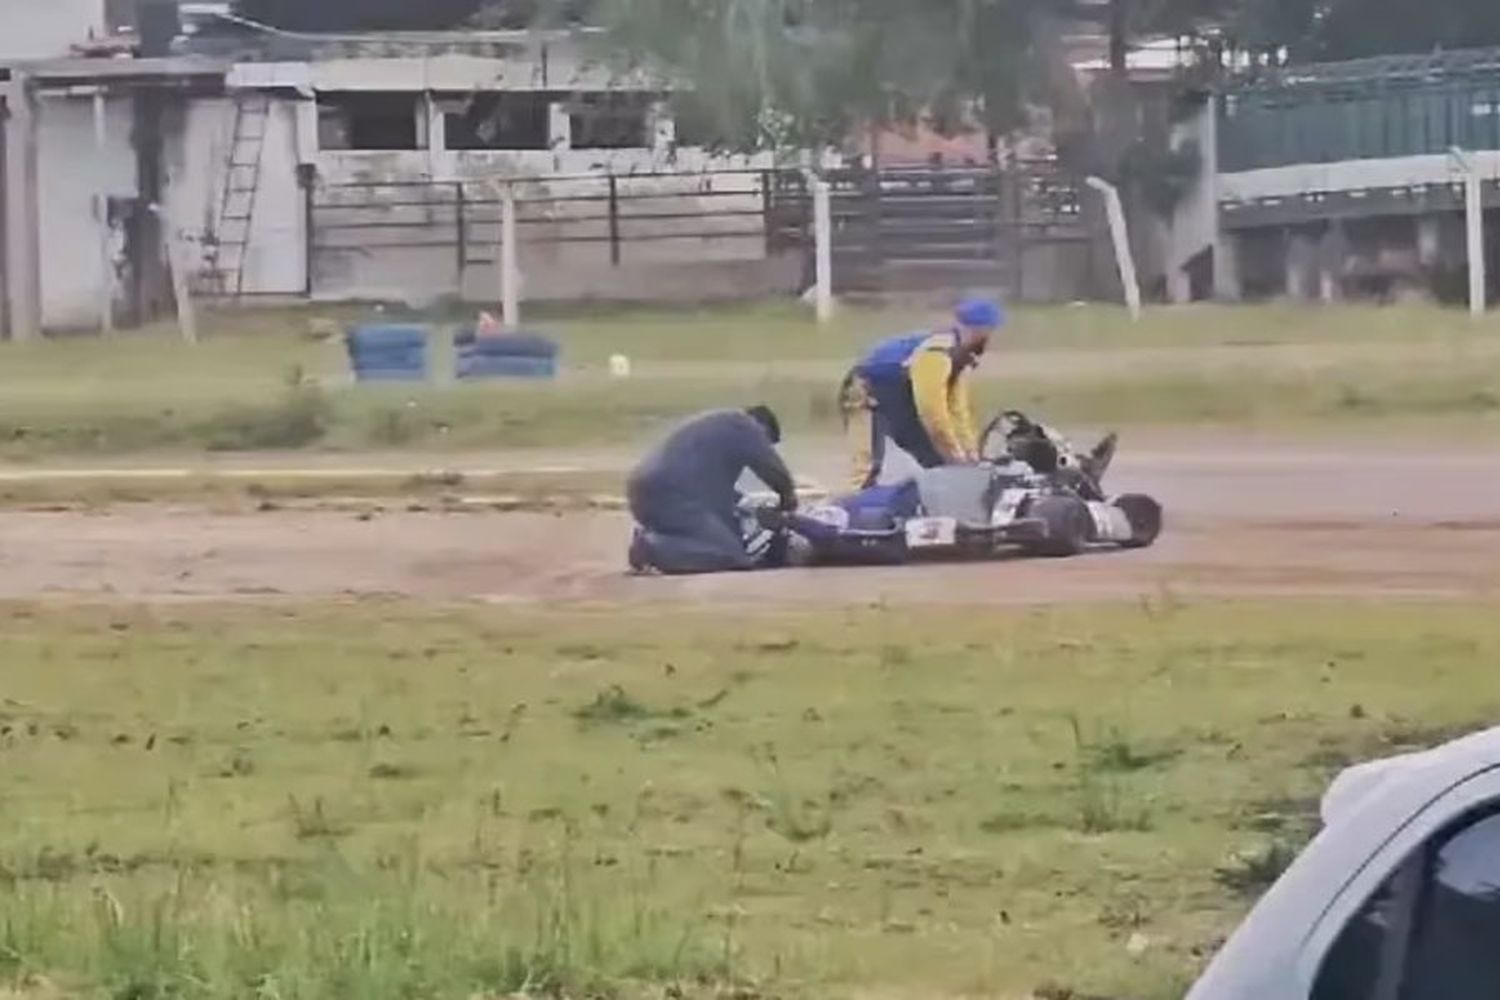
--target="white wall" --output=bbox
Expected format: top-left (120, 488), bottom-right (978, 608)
top-left (162, 95), bottom-right (310, 296)
top-left (34, 92), bottom-right (134, 329)
top-left (240, 99), bottom-right (308, 294)
top-left (0, 0), bottom-right (106, 61)
top-left (316, 146), bottom-right (777, 183)
top-left (230, 42), bottom-right (632, 94)
top-left (30, 87), bottom-right (312, 329)
top-left (1219, 151), bottom-right (1500, 204)
top-left (164, 96), bottom-right (235, 255)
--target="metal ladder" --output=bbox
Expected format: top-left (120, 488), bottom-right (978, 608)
top-left (213, 93), bottom-right (271, 297)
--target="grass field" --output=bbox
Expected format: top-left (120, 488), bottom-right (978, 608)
top-left (3, 600), bottom-right (1498, 1000)
top-left (1, 303), bottom-right (1497, 459)
top-left (111, 299), bottom-right (1500, 361)
top-left (0, 469), bottom-right (623, 511)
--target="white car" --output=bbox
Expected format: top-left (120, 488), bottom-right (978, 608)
top-left (1189, 724), bottom-right (1500, 999)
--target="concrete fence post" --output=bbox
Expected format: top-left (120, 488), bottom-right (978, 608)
top-left (149, 204), bottom-right (197, 344)
top-left (490, 180), bottom-right (521, 329)
top-left (1450, 147), bottom-right (1487, 318)
top-left (1086, 176), bottom-right (1142, 321)
top-left (812, 176), bottom-right (834, 324)
top-left (3, 72), bottom-right (42, 341)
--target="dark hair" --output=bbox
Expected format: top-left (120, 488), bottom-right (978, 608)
top-left (745, 405), bottom-right (782, 444)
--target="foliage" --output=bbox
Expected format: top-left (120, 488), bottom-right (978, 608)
top-left (1293, 0), bottom-right (1500, 60)
top-left (233, 0), bottom-right (1500, 155)
top-left (1154, 0), bottom-right (1500, 62)
top-left (589, 0), bottom-right (1051, 153)
top-left (1121, 138), bottom-right (1203, 215)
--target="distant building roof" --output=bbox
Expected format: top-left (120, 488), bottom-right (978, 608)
top-left (177, 11), bottom-right (599, 63)
top-left (4, 55), bottom-right (227, 86)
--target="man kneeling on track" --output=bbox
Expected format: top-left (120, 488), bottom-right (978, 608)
top-left (626, 405), bottom-right (798, 575)
top-left (839, 297), bottom-right (1005, 490)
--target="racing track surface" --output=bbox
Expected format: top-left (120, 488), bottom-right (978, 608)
top-left (1, 441), bottom-right (1497, 605)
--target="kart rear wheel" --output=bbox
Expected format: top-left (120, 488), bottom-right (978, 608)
top-left (1113, 494), bottom-right (1163, 549)
top-left (1027, 495), bottom-right (1091, 558)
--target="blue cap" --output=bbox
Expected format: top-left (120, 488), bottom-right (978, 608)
top-left (955, 297), bottom-right (1005, 330)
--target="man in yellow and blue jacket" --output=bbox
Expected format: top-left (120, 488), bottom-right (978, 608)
top-left (840, 297), bottom-right (1004, 489)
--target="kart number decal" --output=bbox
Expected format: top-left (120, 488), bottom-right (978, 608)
top-left (905, 517), bottom-right (958, 548)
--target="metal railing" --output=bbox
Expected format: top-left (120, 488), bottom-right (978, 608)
top-left (307, 162), bottom-right (1084, 297)
top-left (310, 168), bottom-right (806, 280)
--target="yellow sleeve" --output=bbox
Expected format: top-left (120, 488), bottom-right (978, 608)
top-left (950, 370), bottom-right (978, 460)
top-left (909, 346), bottom-right (964, 462)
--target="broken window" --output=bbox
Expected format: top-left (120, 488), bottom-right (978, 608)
top-left (317, 92), bottom-right (424, 151)
top-left (442, 92), bottom-right (551, 151)
top-left (569, 93), bottom-right (653, 150)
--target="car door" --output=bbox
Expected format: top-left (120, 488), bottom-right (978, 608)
top-left (1304, 768), bottom-right (1500, 999)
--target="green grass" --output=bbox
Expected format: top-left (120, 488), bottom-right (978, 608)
top-left (1, 600), bottom-right (1498, 999)
top-left (441, 300), bottom-right (1500, 360)
top-left (1, 303), bottom-right (1498, 460)
top-left (0, 469), bottom-right (623, 511)
top-left (121, 299), bottom-right (1496, 360)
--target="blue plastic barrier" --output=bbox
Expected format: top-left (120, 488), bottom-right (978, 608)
top-left (454, 328), bottom-right (560, 381)
top-left (346, 324), bottom-right (429, 382)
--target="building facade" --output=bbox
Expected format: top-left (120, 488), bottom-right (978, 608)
top-left (2, 27), bottom-right (791, 337)
top-left (1166, 48), bottom-right (1500, 304)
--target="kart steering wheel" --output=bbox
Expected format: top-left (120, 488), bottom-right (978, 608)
top-left (979, 410), bottom-right (1039, 464)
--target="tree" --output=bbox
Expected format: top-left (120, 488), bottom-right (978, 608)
top-left (1157, 0), bottom-right (1500, 63)
top-left (590, 0), bottom-right (1050, 154)
top-left (469, 0), bottom-right (597, 27)
top-left (1296, 0), bottom-right (1500, 60)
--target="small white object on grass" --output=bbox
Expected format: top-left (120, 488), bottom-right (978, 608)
top-left (609, 354), bottom-right (632, 378)
top-left (1126, 932), bottom-right (1151, 958)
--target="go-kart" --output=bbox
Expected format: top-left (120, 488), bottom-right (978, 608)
top-left (744, 411), bottom-right (1163, 566)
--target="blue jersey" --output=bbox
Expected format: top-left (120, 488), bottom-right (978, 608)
top-left (854, 333), bottom-right (930, 392)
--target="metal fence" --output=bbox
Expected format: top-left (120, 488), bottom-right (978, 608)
top-left (308, 162), bottom-right (1085, 300)
top-left (774, 161), bottom-right (1086, 293)
top-left (311, 169), bottom-right (802, 287)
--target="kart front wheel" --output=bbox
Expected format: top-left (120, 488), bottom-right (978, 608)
top-left (1027, 495), bottom-right (1091, 558)
top-left (1113, 494), bottom-right (1163, 549)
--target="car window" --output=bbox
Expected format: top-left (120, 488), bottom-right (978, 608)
top-left (1399, 811), bottom-right (1500, 999)
top-left (1312, 871), bottom-right (1405, 1000)
top-left (1311, 808), bottom-right (1500, 1000)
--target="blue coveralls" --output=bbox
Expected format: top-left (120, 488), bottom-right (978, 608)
top-left (626, 409), bottom-right (797, 575)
